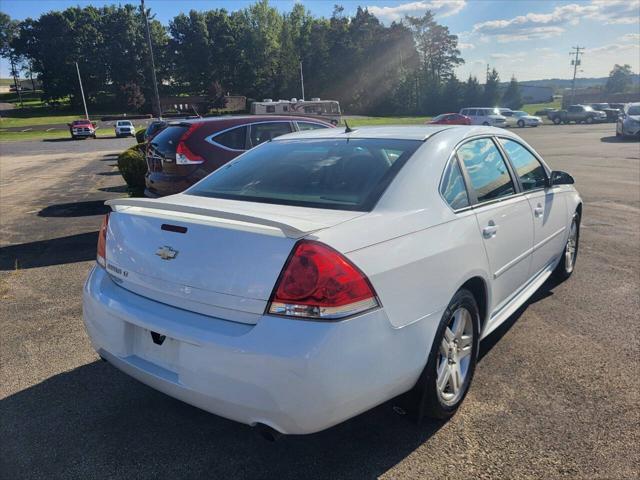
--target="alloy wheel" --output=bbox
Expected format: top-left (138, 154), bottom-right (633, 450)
top-left (436, 307), bottom-right (474, 406)
top-left (565, 219), bottom-right (578, 273)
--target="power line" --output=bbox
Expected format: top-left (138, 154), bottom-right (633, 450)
top-left (569, 46), bottom-right (585, 105)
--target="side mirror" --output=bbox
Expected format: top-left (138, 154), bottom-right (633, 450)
top-left (550, 170), bottom-right (574, 186)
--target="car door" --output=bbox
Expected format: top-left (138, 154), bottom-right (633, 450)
top-left (457, 137), bottom-right (534, 311)
top-left (498, 138), bottom-right (567, 275)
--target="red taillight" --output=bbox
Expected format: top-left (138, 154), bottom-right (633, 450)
top-left (176, 123), bottom-right (204, 165)
top-left (96, 213), bottom-right (109, 268)
top-left (268, 240), bottom-right (379, 319)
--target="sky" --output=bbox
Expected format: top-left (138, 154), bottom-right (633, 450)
top-left (1, 0), bottom-right (639, 82)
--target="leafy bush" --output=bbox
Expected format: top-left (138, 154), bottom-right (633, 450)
top-left (135, 128), bottom-right (146, 144)
top-left (117, 144), bottom-right (146, 196)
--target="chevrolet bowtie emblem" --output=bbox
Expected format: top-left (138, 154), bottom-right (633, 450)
top-left (155, 245), bottom-right (178, 260)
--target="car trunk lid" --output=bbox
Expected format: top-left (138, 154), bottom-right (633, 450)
top-left (104, 195), bottom-right (365, 324)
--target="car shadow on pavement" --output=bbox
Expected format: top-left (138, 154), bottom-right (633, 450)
top-left (0, 231), bottom-right (98, 270)
top-left (38, 200), bottom-right (110, 218)
top-left (1, 359), bottom-right (445, 480)
top-left (478, 275), bottom-right (559, 361)
top-left (600, 135), bottom-right (637, 143)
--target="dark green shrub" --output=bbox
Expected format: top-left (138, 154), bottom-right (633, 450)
top-left (135, 128), bottom-right (146, 144)
top-left (117, 145), bottom-right (146, 195)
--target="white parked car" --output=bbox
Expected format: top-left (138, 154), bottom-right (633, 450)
top-left (616, 102), bottom-right (640, 138)
top-left (511, 110), bottom-right (543, 128)
top-left (83, 126), bottom-right (582, 437)
top-left (460, 107), bottom-right (507, 127)
top-left (114, 120), bottom-right (135, 138)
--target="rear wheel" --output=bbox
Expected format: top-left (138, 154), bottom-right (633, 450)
top-left (553, 117), bottom-right (561, 125)
top-left (412, 289), bottom-right (480, 420)
top-left (554, 212), bottom-right (580, 281)
top-left (483, 121), bottom-right (490, 126)
top-left (517, 120), bottom-right (525, 128)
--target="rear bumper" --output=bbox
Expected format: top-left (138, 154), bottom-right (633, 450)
top-left (83, 266), bottom-right (437, 434)
top-left (145, 172), bottom-right (193, 197)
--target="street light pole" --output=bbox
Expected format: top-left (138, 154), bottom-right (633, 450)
top-left (300, 61), bottom-right (305, 101)
top-left (141, 0), bottom-right (162, 119)
top-left (75, 62), bottom-right (89, 120)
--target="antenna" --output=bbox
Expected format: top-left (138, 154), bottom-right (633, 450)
top-left (344, 120), bottom-right (355, 133)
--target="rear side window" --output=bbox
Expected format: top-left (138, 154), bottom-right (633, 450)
top-left (440, 160), bottom-right (470, 210)
top-left (150, 125), bottom-right (188, 157)
top-left (297, 121), bottom-right (327, 131)
top-left (458, 138), bottom-right (515, 203)
top-left (499, 138), bottom-right (547, 191)
top-left (187, 138), bottom-right (422, 211)
top-left (249, 122), bottom-right (292, 147)
top-left (212, 126), bottom-right (247, 150)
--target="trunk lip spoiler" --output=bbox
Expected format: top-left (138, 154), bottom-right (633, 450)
top-left (104, 198), bottom-right (313, 239)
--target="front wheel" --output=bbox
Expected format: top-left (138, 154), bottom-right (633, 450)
top-left (517, 120), bottom-right (525, 128)
top-left (586, 116), bottom-right (594, 124)
top-left (412, 289), bottom-right (480, 420)
top-left (553, 117), bottom-right (561, 125)
top-left (554, 212), bottom-right (580, 281)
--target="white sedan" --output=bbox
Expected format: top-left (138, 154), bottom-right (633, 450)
top-left (511, 110), bottom-right (543, 127)
top-left (83, 125), bottom-right (582, 437)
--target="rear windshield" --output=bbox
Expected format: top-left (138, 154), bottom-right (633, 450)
top-left (187, 138), bottom-right (422, 211)
top-left (627, 105), bottom-right (640, 115)
top-left (150, 125), bottom-right (188, 157)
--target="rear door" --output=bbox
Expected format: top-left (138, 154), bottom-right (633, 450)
top-left (457, 137), bottom-right (534, 311)
top-left (497, 138), bottom-right (567, 274)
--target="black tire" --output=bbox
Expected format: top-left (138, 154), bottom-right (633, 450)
top-left (411, 289), bottom-right (480, 421)
top-left (586, 116), bottom-right (593, 124)
top-left (517, 120), bottom-right (525, 128)
top-left (482, 121), bottom-right (490, 126)
top-left (554, 212), bottom-right (580, 281)
top-left (71, 135), bottom-right (77, 140)
top-left (553, 117), bottom-right (561, 125)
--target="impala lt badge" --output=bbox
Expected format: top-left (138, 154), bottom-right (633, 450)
top-left (156, 245), bottom-right (178, 260)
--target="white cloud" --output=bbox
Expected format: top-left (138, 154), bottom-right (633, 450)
top-left (472, 0), bottom-right (640, 42)
top-left (367, 0), bottom-right (466, 24)
top-left (621, 33), bottom-right (640, 43)
top-left (458, 42), bottom-right (475, 50)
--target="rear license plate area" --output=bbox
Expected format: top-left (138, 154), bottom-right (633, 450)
top-left (132, 325), bottom-right (180, 372)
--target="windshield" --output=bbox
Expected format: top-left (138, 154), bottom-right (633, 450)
top-left (187, 138), bottom-right (422, 211)
top-left (592, 104), bottom-right (609, 109)
top-left (584, 106), bottom-right (593, 111)
top-left (117, 121), bottom-right (132, 126)
top-left (627, 105), bottom-right (640, 115)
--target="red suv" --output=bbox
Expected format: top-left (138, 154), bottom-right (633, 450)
top-left (145, 115), bottom-right (333, 197)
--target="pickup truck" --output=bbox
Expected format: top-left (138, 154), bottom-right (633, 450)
top-left (548, 105), bottom-right (607, 125)
top-left (68, 120), bottom-right (97, 139)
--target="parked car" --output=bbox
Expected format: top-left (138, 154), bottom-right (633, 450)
top-left (114, 120), bottom-right (135, 138)
top-left (145, 115), bottom-right (334, 197)
top-left (534, 107), bottom-right (558, 117)
top-left (144, 120), bottom-right (168, 141)
top-left (548, 105), bottom-right (607, 125)
top-left (616, 102), bottom-right (640, 138)
top-left (428, 113), bottom-right (471, 125)
top-left (68, 119), bottom-right (97, 139)
top-left (459, 108), bottom-right (507, 127)
top-left (588, 103), bottom-right (620, 122)
top-left (511, 110), bottom-right (543, 128)
top-left (84, 125), bottom-right (581, 436)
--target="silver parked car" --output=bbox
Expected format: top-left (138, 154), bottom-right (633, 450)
top-left (616, 103), bottom-right (640, 138)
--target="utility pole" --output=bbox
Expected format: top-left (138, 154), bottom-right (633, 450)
top-left (141, 0), bottom-right (162, 119)
top-left (569, 46), bottom-right (585, 105)
top-left (486, 63), bottom-right (490, 84)
top-left (75, 62), bottom-right (89, 120)
top-left (299, 61), bottom-right (305, 101)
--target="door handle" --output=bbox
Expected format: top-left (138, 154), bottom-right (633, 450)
top-left (534, 204), bottom-right (544, 218)
top-left (482, 221), bottom-right (498, 239)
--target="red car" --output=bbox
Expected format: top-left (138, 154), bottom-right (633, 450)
top-left (68, 119), bottom-right (97, 139)
top-left (145, 115), bottom-right (334, 197)
top-left (427, 113), bottom-right (471, 125)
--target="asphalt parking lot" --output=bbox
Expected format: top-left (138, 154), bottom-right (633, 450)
top-left (1, 124), bottom-right (638, 479)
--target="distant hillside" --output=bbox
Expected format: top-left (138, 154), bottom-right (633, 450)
top-left (509, 75), bottom-right (640, 92)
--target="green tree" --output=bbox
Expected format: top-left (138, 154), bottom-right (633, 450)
top-left (501, 76), bottom-right (523, 109)
top-left (605, 64), bottom-right (633, 93)
top-left (483, 68), bottom-right (500, 106)
top-left (463, 75), bottom-right (482, 107)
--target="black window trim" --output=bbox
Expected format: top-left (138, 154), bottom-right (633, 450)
top-left (445, 135), bottom-right (523, 212)
top-left (494, 135), bottom-right (551, 193)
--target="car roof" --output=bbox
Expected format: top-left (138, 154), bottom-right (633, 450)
top-left (273, 124), bottom-right (511, 142)
top-left (169, 115), bottom-right (332, 127)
